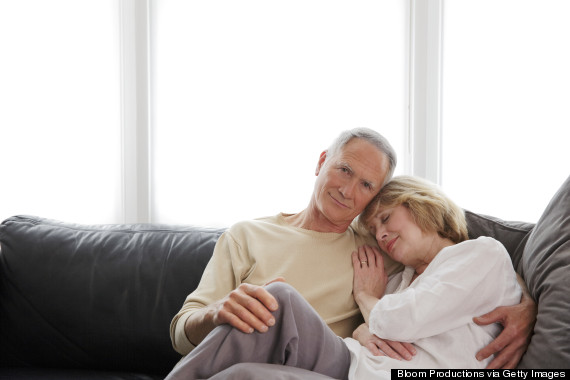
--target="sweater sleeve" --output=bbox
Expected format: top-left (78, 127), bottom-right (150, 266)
top-left (369, 237), bottom-right (521, 342)
top-left (169, 229), bottom-right (250, 355)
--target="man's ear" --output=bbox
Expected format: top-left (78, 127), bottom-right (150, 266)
top-left (315, 150), bottom-right (328, 176)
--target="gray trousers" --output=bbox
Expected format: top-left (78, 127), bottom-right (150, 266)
top-left (165, 282), bottom-right (351, 380)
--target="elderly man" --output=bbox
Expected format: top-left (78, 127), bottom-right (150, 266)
top-left (169, 128), bottom-right (535, 378)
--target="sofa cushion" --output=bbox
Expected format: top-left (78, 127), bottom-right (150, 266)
top-left (517, 175), bottom-right (570, 368)
top-left (0, 216), bottom-right (224, 376)
top-left (464, 210), bottom-right (535, 272)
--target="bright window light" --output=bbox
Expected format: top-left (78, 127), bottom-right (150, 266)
top-left (442, 0), bottom-right (570, 223)
top-left (150, 1), bottom-right (408, 227)
top-left (0, 0), bottom-right (122, 224)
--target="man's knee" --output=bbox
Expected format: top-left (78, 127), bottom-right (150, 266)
top-left (264, 282), bottom-right (317, 319)
top-left (265, 282), bottom-right (302, 306)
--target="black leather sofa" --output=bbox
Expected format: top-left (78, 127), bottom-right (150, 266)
top-left (1, 175), bottom-right (569, 378)
top-left (0, 217), bottom-right (224, 379)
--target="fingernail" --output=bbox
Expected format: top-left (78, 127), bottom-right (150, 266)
top-left (248, 327), bottom-right (254, 334)
top-left (267, 318), bottom-right (275, 326)
top-left (260, 325), bottom-right (268, 332)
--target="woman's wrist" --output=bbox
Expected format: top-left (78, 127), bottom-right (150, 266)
top-left (354, 292), bottom-right (379, 323)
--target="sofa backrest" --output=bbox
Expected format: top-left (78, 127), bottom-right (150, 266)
top-left (464, 210), bottom-right (535, 273)
top-left (0, 215), bottom-right (224, 376)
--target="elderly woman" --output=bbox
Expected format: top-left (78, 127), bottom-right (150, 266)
top-left (344, 175), bottom-right (521, 377)
top-left (166, 176), bottom-right (522, 380)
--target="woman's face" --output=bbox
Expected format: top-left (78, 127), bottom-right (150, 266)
top-left (367, 204), bottom-right (433, 268)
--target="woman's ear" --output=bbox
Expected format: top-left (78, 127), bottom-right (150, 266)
top-left (315, 150), bottom-right (328, 176)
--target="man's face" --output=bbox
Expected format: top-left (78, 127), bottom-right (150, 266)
top-left (312, 138), bottom-right (389, 231)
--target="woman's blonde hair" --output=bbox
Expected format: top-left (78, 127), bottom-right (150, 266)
top-left (359, 175), bottom-right (468, 244)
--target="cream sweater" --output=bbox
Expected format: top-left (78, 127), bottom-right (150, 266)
top-left (170, 213), bottom-right (401, 355)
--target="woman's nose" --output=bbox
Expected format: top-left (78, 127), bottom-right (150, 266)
top-left (375, 227), bottom-right (387, 242)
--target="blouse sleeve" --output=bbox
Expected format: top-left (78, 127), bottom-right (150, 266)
top-left (368, 237), bottom-right (521, 342)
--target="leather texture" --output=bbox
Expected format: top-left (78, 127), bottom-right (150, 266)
top-left (0, 215), bottom-right (224, 378)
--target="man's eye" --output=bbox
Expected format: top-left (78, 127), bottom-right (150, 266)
top-left (382, 215), bottom-right (390, 223)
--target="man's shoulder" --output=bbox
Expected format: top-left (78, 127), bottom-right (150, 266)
top-left (226, 214), bottom-right (286, 236)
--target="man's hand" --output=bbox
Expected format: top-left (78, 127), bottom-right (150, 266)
top-left (213, 279), bottom-right (285, 334)
top-left (352, 323), bottom-right (416, 361)
top-left (473, 275), bottom-right (537, 369)
top-left (185, 278), bottom-right (284, 346)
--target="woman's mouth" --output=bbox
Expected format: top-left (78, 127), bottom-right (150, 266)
top-left (386, 237), bottom-right (398, 254)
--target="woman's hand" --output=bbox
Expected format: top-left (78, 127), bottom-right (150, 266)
top-left (351, 245), bottom-right (388, 322)
top-left (352, 323), bottom-right (416, 360)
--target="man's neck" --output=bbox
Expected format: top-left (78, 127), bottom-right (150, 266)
top-left (283, 209), bottom-right (350, 234)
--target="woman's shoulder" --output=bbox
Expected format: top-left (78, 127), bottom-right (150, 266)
top-left (434, 236), bottom-right (511, 268)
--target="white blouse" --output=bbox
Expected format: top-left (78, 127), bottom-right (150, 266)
top-left (344, 237), bottom-right (522, 378)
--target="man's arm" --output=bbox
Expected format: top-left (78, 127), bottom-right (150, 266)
top-left (473, 274), bottom-right (537, 369)
top-left (170, 231), bottom-right (278, 354)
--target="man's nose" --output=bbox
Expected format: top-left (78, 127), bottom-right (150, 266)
top-left (339, 179), bottom-right (357, 198)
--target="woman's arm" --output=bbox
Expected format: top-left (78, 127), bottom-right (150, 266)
top-left (352, 323), bottom-right (416, 360)
top-left (352, 246), bottom-right (417, 361)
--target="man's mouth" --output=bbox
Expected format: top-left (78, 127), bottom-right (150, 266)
top-left (329, 193), bottom-right (349, 209)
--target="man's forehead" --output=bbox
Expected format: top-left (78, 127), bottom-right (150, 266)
top-left (336, 141), bottom-right (388, 182)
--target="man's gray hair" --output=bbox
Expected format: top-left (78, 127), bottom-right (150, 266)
top-left (327, 127), bottom-right (397, 185)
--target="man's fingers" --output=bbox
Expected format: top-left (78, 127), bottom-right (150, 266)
top-left (240, 283), bottom-right (279, 312)
top-left (216, 307), bottom-right (257, 334)
top-left (237, 285), bottom-right (277, 325)
top-left (478, 329), bottom-right (526, 369)
top-left (476, 333), bottom-right (507, 361)
top-left (215, 284), bottom-right (278, 333)
top-left (473, 307), bottom-right (505, 326)
top-left (483, 343), bottom-right (524, 369)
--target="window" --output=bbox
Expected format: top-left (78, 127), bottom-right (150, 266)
top-left (150, 1), bottom-right (408, 226)
top-left (0, 0), bottom-right (122, 224)
top-left (4, 1), bottom-right (559, 227)
top-left (441, 0), bottom-right (570, 222)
